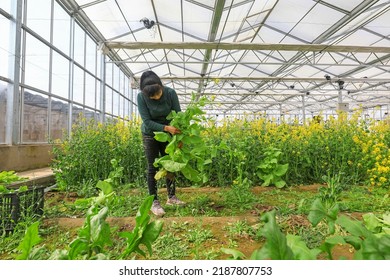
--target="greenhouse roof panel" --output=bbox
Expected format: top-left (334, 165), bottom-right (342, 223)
top-left (62, 0), bottom-right (390, 116)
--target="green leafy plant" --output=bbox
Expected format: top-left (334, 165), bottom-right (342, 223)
top-left (154, 94), bottom-right (216, 183)
top-left (0, 185), bottom-right (30, 194)
top-left (223, 147), bottom-right (256, 210)
top-left (308, 173), bottom-right (343, 234)
top-left (51, 118), bottom-right (145, 191)
top-left (308, 198), bottom-right (339, 234)
top-left (0, 171), bottom-right (27, 185)
top-left (14, 194), bottom-right (163, 260)
top-left (318, 173), bottom-right (344, 207)
top-left (257, 147), bottom-right (288, 188)
top-left (119, 195), bottom-right (163, 258)
top-left (224, 210), bottom-right (390, 260)
top-left (332, 215), bottom-right (390, 260)
top-left (251, 211), bottom-right (319, 260)
top-left (363, 213), bottom-right (390, 234)
top-left (15, 221), bottom-right (44, 260)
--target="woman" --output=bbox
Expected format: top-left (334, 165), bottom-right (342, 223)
top-left (137, 70), bottom-right (185, 216)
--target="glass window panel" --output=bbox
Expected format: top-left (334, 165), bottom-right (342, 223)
top-left (85, 73), bottom-right (96, 109)
top-left (96, 52), bottom-right (101, 79)
top-left (51, 52), bottom-right (69, 99)
top-left (113, 91), bottom-right (119, 116)
top-left (22, 90), bottom-right (48, 143)
top-left (119, 71), bottom-right (124, 93)
top-left (96, 80), bottom-right (101, 110)
top-left (113, 65), bottom-right (120, 91)
top-left (24, 33), bottom-right (50, 92)
top-left (53, 1), bottom-right (71, 55)
top-left (85, 35), bottom-right (96, 74)
top-left (84, 108), bottom-right (96, 121)
top-left (0, 16), bottom-right (10, 79)
top-left (0, 81), bottom-right (7, 143)
top-left (73, 65), bottom-right (84, 104)
top-left (124, 97), bottom-right (129, 119)
top-left (50, 97), bottom-right (68, 141)
top-left (119, 95), bottom-right (124, 118)
top-left (71, 104), bottom-right (84, 125)
top-left (105, 87), bottom-right (112, 114)
top-left (74, 24), bottom-right (85, 66)
top-left (124, 76), bottom-right (129, 98)
top-left (26, 0), bottom-right (51, 42)
top-left (105, 62), bottom-right (113, 87)
top-left (0, 0), bottom-right (12, 15)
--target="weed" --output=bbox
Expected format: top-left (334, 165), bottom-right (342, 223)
top-left (151, 232), bottom-right (189, 260)
top-left (224, 220), bottom-right (257, 240)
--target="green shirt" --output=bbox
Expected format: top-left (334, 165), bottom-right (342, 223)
top-left (137, 86), bottom-right (181, 136)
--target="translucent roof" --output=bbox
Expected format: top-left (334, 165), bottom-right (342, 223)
top-left (62, 0), bottom-right (390, 116)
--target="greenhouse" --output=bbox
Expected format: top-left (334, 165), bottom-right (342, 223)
top-left (0, 0), bottom-right (390, 262)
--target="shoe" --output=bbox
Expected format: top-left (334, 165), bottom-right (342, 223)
top-left (151, 200), bottom-right (165, 216)
top-left (166, 195), bottom-right (186, 206)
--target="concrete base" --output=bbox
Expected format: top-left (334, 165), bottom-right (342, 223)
top-left (0, 144), bottom-right (56, 172)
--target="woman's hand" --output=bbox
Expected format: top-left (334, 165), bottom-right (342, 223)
top-left (164, 125), bottom-right (181, 135)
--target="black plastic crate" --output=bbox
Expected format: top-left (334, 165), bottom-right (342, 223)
top-left (0, 186), bottom-right (45, 234)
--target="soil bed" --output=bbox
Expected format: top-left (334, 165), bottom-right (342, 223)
top-left (1, 184), bottom-right (387, 260)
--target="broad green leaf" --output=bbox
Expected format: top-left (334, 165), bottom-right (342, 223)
top-left (0, 185), bottom-right (10, 193)
top-left (308, 199), bottom-right (339, 233)
top-left (361, 235), bottom-right (390, 260)
top-left (166, 110), bottom-right (177, 120)
top-left (336, 215), bottom-right (372, 238)
top-left (139, 220), bottom-right (163, 255)
top-left (251, 211), bottom-right (294, 260)
top-left (153, 155), bottom-right (171, 167)
top-left (182, 135), bottom-right (202, 144)
top-left (96, 180), bottom-right (113, 196)
top-left (154, 169), bottom-right (167, 180)
top-left (221, 248), bottom-right (246, 260)
top-left (160, 160), bottom-right (187, 172)
top-left (344, 235), bottom-right (363, 250)
top-left (259, 173), bottom-right (273, 186)
top-left (90, 207), bottom-right (112, 249)
top-left (258, 163), bottom-right (269, 169)
top-left (18, 185), bottom-right (29, 192)
top-left (120, 196), bottom-right (162, 258)
top-left (286, 234), bottom-right (320, 260)
top-left (68, 239), bottom-right (88, 260)
top-left (16, 221), bottom-right (42, 260)
top-left (154, 132), bottom-right (172, 142)
top-left (274, 164), bottom-right (288, 176)
top-left (181, 165), bottom-right (202, 182)
top-left (165, 136), bottom-right (177, 154)
top-left (363, 213), bottom-right (382, 233)
top-left (274, 179), bottom-right (286, 188)
top-left (135, 196), bottom-right (154, 226)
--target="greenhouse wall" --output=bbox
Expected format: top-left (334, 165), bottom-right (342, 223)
top-left (0, 0), bottom-right (136, 171)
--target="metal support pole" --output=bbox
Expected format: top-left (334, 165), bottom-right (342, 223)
top-left (338, 89), bottom-right (343, 103)
top-left (99, 52), bottom-right (106, 123)
top-left (6, 0), bottom-right (22, 144)
top-left (301, 95), bottom-right (306, 124)
top-left (68, 16), bottom-right (75, 131)
top-left (279, 103), bottom-right (283, 124)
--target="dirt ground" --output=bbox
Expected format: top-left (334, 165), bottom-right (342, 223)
top-left (42, 184), bottom-right (361, 260)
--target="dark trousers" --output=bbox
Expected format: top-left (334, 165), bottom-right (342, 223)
top-left (142, 134), bottom-right (175, 200)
